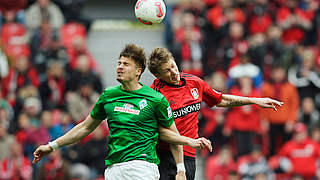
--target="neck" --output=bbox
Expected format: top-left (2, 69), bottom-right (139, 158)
top-left (121, 80), bottom-right (142, 91)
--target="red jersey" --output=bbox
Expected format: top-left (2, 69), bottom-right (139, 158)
top-left (279, 138), bottom-right (320, 179)
top-left (151, 73), bottom-right (222, 157)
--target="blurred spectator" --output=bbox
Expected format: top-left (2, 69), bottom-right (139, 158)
top-left (0, 50), bottom-right (9, 79)
top-left (0, 98), bottom-right (14, 131)
top-left (0, 141), bottom-right (33, 180)
top-left (32, 34), bottom-right (69, 81)
top-left (66, 81), bottom-right (99, 122)
top-left (25, 0), bottom-right (64, 33)
top-left (0, 125), bottom-right (15, 160)
top-left (66, 54), bottom-right (102, 93)
top-left (36, 149), bottom-right (72, 180)
top-left (228, 54), bottom-right (263, 88)
top-left (1, 55), bottom-right (40, 105)
top-left (67, 36), bottom-right (97, 72)
top-left (298, 97), bottom-right (320, 132)
top-left (0, 0), bottom-right (26, 27)
top-left (248, 0), bottom-right (272, 35)
top-left (237, 145), bottom-right (274, 180)
top-left (205, 145), bottom-right (236, 180)
top-left (227, 170), bottom-right (239, 180)
top-left (260, 66), bottom-right (300, 156)
top-left (225, 76), bottom-right (261, 157)
top-left (310, 127), bottom-right (320, 143)
top-left (53, 0), bottom-right (92, 32)
top-left (276, 0), bottom-right (314, 45)
top-left (288, 48), bottom-right (320, 101)
top-left (40, 110), bottom-right (63, 141)
top-left (29, 19), bottom-right (58, 60)
top-left (278, 123), bottom-right (320, 179)
top-left (200, 72), bottom-right (228, 151)
top-left (82, 124), bottom-right (107, 178)
top-left (207, 0), bottom-right (245, 33)
top-left (39, 61), bottom-right (66, 110)
top-left (214, 22), bottom-right (249, 72)
top-left (174, 12), bottom-right (203, 77)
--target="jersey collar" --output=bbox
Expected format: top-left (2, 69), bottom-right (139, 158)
top-left (161, 78), bottom-right (186, 88)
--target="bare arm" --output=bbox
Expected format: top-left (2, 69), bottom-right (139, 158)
top-left (217, 94), bottom-right (283, 111)
top-left (160, 123), bottom-right (186, 179)
top-left (159, 123), bottom-right (212, 151)
top-left (33, 115), bottom-right (103, 163)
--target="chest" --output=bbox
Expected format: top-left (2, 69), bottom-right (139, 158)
top-left (160, 85), bottom-right (202, 111)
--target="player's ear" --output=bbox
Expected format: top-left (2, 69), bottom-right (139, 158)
top-left (136, 67), bottom-right (142, 77)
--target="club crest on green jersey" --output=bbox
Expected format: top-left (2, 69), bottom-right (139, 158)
top-left (167, 106), bottom-right (172, 118)
top-left (139, 99), bottom-right (148, 109)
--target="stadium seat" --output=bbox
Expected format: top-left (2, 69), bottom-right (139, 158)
top-left (60, 22), bottom-right (86, 49)
top-left (1, 22), bottom-right (26, 46)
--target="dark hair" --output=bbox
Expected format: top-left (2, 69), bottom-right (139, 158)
top-left (148, 47), bottom-right (174, 75)
top-left (119, 44), bottom-right (146, 75)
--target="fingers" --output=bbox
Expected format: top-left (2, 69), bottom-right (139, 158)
top-left (271, 100), bottom-right (284, 107)
top-left (198, 138), bottom-right (213, 152)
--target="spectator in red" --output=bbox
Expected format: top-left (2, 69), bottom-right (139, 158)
top-left (1, 55), bottom-right (40, 105)
top-left (200, 72), bottom-right (228, 151)
top-left (205, 145), bottom-right (236, 180)
top-left (36, 149), bottom-right (71, 180)
top-left (224, 76), bottom-right (261, 157)
top-left (260, 66), bottom-right (300, 156)
top-left (207, 0), bottom-right (245, 30)
top-left (174, 12), bottom-right (203, 77)
top-left (278, 123), bottom-right (320, 179)
top-left (276, 0), bottom-right (314, 45)
top-left (248, 0), bottom-right (272, 35)
top-left (0, 141), bottom-right (33, 180)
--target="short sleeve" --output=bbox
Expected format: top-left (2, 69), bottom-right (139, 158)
top-left (156, 96), bottom-right (174, 128)
top-left (90, 91), bottom-right (107, 120)
top-left (201, 79), bottom-right (222, 108)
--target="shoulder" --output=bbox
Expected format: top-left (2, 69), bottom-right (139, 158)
top-left (101, 85), bottom-right (120, 96)
top-left (142, 85), bottom-right (165, 100)
top-left (181, 72), bottom-right (203, 83)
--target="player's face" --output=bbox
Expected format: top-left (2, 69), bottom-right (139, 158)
top-left (116, 56), bottom-right (141, 83)
top-left (156, 58), bottom-right (180, 85)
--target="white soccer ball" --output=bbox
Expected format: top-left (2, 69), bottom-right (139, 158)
top-left (135, 0), bottom-right (166, 25)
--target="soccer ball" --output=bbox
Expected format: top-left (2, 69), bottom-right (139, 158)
top-left (135, 0), bottom-right (166, 25)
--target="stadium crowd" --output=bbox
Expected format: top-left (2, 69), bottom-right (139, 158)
top-left (165, 0), bottom-right (320, 179)
top-left (0, 0), bottom-right (320, 179)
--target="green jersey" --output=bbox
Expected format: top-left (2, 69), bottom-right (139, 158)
top-left (90, 83), bottom-right (174, 166)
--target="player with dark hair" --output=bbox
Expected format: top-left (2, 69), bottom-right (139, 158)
top-left (148, 47), bottom-right (283, 180)
top-left (32, 44), bottom-right (212, 180)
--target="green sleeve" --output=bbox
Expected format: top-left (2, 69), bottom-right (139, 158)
top-left (90, 91), bottom-right (107, 120)
top-left (156, 96), bottom-right (174, 128)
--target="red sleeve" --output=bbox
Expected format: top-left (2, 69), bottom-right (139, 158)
top-left (201, 79), bottom-right (222, 107)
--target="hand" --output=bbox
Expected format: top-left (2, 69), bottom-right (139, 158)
top-left (189, 137), bottom-right (212, 152)
top-left (176, 171), bottom-right (187, 180)
top-left (253, 98), bottom-right (283, 111)
top-left (32, 144), bottom-right (53, 164)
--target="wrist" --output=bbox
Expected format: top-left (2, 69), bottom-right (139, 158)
top-left (48, 140), bottom-right (59, 151)
top-left (176, 163), bottom-right (186, 172)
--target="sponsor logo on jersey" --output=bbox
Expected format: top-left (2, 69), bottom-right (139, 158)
top-left (123, 103), bottom-right (134, 109)
top-left (167, 106), bottom-right (172, 118)
top-left (190, 88), bottom-right (199, 99)
top-left (114, 107), bottom-right (140, 115)
top-left (139, 99), bottom-right (148, 109)
top-left (173, 102), bottom-right (201, 119)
